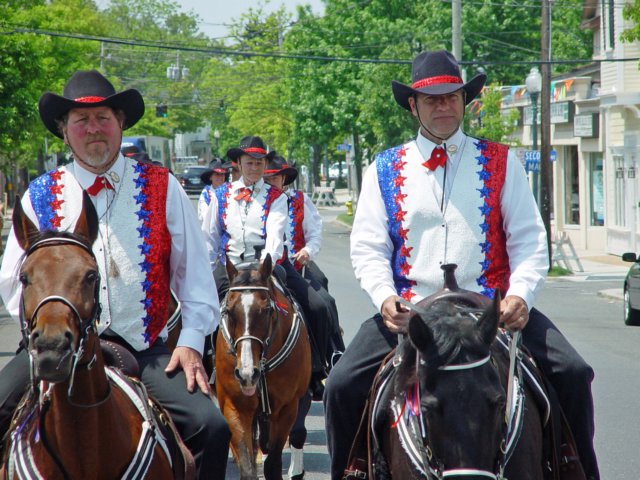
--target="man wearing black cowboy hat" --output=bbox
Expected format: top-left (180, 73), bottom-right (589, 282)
top-left (0, 70), bottom-right (231, 479)
top-left (324, 50), bottom-right (599, 479)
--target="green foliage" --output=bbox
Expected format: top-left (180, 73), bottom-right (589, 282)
top-left (467, 86), bottom-right (520, 143)
top-left (0, 0), bottom-right (593, 181)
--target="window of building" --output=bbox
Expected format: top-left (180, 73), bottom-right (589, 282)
top-left (589, 153), bottom-right (604, 226)
top-left (564, 146), bottom-right (580, 225)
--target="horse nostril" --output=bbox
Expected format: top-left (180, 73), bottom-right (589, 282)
top-left (234, 368), bottom-right (243, 382)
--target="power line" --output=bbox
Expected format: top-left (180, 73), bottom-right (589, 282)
top-left (2, 26), bottom-right (637, 67)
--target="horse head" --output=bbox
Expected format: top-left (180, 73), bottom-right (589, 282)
top-left (14, 191), bottom-right (100, 383)
top-left (224, 253), bottom-right (282, 396)
top-left (393, 293), bottom-right (506, 478)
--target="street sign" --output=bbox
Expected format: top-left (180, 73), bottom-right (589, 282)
top-left (549, 149), bottom-right (557, 162)
top-left (336, 143), bottom-right (351, 152)
top-left (525, 150), bottom-right (540, 173)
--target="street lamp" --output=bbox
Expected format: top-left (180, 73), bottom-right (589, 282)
top-left (213, 130), bottom-right (220, 156)
top-left (526, 67), bottom-right (542, 204)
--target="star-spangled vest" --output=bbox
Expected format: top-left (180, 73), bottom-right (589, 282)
top-left (376, 137), bottom-right (510, 303)
top-left (28, 160), bottom-right (171, 351)
top-left (200, 184), bottom-right (214, 206)
top-left (286, 190), bottom-right (306, 270)
top-left (214, 182), bottom-right (282, 264)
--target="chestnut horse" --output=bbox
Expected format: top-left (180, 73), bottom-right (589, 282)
top-left (2, 193), bottom-right (192, 480)
top-left (216, 256), bottom-right (311, 479)
top-left (370, 268), bottom-right (546, 479)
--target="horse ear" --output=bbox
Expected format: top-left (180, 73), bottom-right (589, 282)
top-left (12, 195), bottom-right (40, 251)
top-left (73, 191), bottom-right (99, 245)
top-left (477, 291), bottom-right (501, 346)
top-left (225, 254), bottom-right (238, 281)
top-left (259, 253), bottom-right (273, 281)
top-left (408, 314), bottom-right (435, 353)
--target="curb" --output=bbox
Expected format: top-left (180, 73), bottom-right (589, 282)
top-left (598, 288), bottom-right (623, 302)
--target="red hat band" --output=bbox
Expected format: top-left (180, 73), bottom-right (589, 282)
top-left (74, 96), bottom-right (107, 103)
top-left (411, 75), bottom-right (463, 90)
top-left (243, 147), bottom-right (267, 155)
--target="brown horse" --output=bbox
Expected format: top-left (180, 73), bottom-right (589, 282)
top-left (216, 256), bottom-right (311, 480)
top-left (2, 193), bottom-right (192, 480)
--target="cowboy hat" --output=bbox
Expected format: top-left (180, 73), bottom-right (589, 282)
top-left (263, 155), bottom-right (298, 186)
top-left (200, 158), bottom-right (230, 185)
top-left (391, 50), bottom-right (486, 111)
top-left (39, 70), bottom-right (145, 139)
top-left (226, 136), bottom-right (275, 162)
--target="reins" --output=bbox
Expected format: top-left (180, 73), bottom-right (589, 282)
top-left (220, 282), bottom-right (303, 417)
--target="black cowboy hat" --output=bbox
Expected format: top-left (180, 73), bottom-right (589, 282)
top-left (391, 50), bottom-right (486, 111)
top-left (200, 158), bottom-right (230, 185)
top-left (263, 155), bottom-right (298, 186)
top-left (39, 70), bottom-right (145, 139)
top-left (226, 136), bottom-right (275, 162)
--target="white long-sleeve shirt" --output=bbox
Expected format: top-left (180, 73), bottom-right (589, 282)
top-left (201, 177), bottom-right (288, 267)
top-left (351, 129), bottom-right (548, 313)
top-left (0, 155), bottom-right (219, 355)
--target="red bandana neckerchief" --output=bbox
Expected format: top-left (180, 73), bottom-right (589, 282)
top-left (86, 175), bottom-right (114, 196)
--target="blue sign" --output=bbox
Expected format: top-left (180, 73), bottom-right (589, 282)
top-left (524, 150), bottom-right (540, 173)
top-left (549, 149), bottom-right (557, 162)
top-left (336, 143), bottom-right (351, 152)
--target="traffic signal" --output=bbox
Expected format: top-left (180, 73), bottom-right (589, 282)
top-left (155, 104), bottom-right (168, 118)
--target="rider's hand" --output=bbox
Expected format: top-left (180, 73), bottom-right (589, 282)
top-left (500, 295), bottom-right (529, 331)
top-left (293, 249), bottom-right (311, 266)
top-left (381, 295), bottom-right (412, 334)
top-left (165, 346), bottom-right (211, 396)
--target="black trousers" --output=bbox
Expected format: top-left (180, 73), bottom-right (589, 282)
top-left (0, 339), bottom-right (231, 480)
top-left (323, 308), bottom-right (599, 480)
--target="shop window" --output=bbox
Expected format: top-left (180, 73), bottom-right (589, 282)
top-left (564, 146), bottom-right (580, 225)
top-left (589, 154), bottom-right (604, 226)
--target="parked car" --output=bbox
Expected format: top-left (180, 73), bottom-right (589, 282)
top-left (328, 162), bottom-right (342, 180)
top-left (177, 166), bottom-right (209, 194)
top-left (622, 252), bottom-right (640, 325)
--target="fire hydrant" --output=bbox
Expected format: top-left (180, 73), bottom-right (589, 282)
top-left (345, 201), bottom-right (353, 216)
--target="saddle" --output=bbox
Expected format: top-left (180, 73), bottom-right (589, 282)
top-left (343, 335), bottom-right (586, 480)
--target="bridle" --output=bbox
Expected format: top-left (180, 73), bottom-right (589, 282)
top-left (220, 285), bottom-right (279, 366)
top-left (220, 281), bottom-right (303, 417)
top-left (19, 236), bottom-right (103, 400)
top-left (386, 313), bottom-right (524, 480)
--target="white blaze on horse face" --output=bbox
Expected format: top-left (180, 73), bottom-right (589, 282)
top-left (238, 294), bottom-right (257, 384)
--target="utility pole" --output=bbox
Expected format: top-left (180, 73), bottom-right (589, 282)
top-left (540, 0), bottom-right (553, 268)
top-left (452, 0), bottom-right (462, 62)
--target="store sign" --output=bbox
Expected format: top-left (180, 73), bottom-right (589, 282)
top-left (574, 113), bottom-right (599, 138)
top-left (550, 102), bottom-right (573, 124)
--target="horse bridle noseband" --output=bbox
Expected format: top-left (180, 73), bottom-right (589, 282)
top-left (19, 237), bottom-right (103, 399)
top-left (221, 285), bottom-right (278, 362)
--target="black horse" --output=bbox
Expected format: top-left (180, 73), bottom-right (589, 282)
top-left (364, 265), bottom-right (548, 480)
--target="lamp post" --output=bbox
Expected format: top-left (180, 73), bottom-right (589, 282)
top-left (213, 129), bottom-right (220, 156)
top-left (525, 67), bottom-right (542, 205)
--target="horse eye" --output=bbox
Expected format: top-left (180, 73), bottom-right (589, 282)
top-left (19, 272), bottom-right (29, 287)
top-left (85, 270), bottom-right (99, 284)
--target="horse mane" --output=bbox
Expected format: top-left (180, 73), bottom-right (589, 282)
top-left (396, 302), bottom-right (490, 388)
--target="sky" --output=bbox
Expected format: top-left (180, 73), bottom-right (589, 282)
top-left (95, 0), bottom-right (326, 41)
